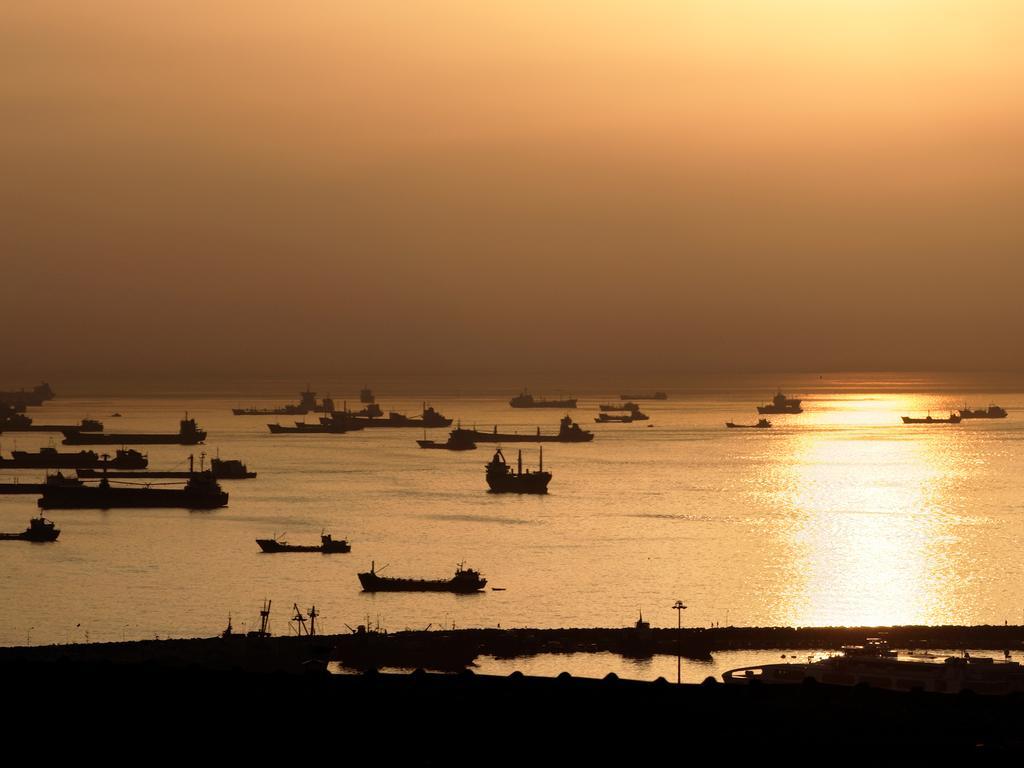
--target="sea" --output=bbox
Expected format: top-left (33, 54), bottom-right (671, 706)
top-left (3, 372), bottom-right (1023, 679)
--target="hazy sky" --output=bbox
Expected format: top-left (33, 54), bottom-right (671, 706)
top-left (2, 2), bottom-right (1022, 380)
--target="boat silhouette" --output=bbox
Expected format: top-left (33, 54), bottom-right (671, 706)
top-left (726, 419), bottom-right (772, 429)
top-left (257, 532), bottom-right (351, 553)
top-left (357, 561), bottom-right (487, 593)
top-left (485, 448), bottom-right (551, 494)
top-left (62, 414), bottom-right (207, 445)
top-left (757, 391), bottom-right (803, 414)
top-left (0, 516), bottom-right (60, 542)
top-left (452, 415), bottom-right (594, 443)
top-left (509, 391), bottom-right (577, 409)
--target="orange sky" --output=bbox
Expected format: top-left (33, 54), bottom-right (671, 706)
top-left (2, 2), bottom-right (1022, 378)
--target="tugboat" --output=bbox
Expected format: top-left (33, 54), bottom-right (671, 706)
top-left (0, 447), bottom-right (147, 470)
top-left (0, 515), bottom-right (61, 542)
top-left (62, 414), bottom-right (207, 445)
top-left (757, 391), bottom-right (803, 414)
top-left (357, 561), bottom-right (487, 593)
top-left (452, 415), bottom-right (594, 444)
top-left (256, 532), bottom-right (351, 553)
top-left (901, 413), bottom-right (962, 424)
top-left (37, 470), bottom-right (228, 509)
top-left (485, 448), bottom-right (551, 494)
top-left (509, 391), bottom-right (577, 409)
top-left (958, 404), bottom-right (1008, 419)
top-left (726, 418), bottom-right (772, 429)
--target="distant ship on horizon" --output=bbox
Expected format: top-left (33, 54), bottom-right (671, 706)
top-left (757, 391), bottom-right (803, 414)
top-left (452, 415), bottom-right (594, 443)
top-left (958, 404), bottom-right (1008, 419)
top-left (509, 391), bottom-right (577, 409)
top-left (62, 415), bottom-right (207, 445)
top-left (233, 386), bottom-right (334, 416)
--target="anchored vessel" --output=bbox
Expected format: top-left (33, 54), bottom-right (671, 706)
top-left (38, 472), bottom-right (228, 509)
top-left (0, 417), bottom-right (102, 434)
top-left (595, 410), bottom-right (649, 423)
top-left (77, 455), bottom-right (256, 480)
top-left (723, 639), bottom-right (1024, 695)
top-left (0, 447), bottom-right (147, 470)
top-left (726, 419), bottom-right (772, 429)
top-left (0, 516), bottom-right (60, 542)
top-left (901, 413), bottom-right (962, 424)
top-left (324, 404), bottom-right (452, 430)
top-left (417, 430), bottom-right (478, 451)
top-left (256, 532), bottom-right (351, 553)
top-left (0, 472), bottom-right (85, 495)
top-left (958, 404), bottom-right (1008, 419)
top-left (451, 415), bottom-right (594, 444)
top-left (233, 386), bottom-right (334, 416)
top-left (619, 392), bottom-right (667, 401)
top-left (358, 561), bottom-right (487, 593)
top-left (600, 402), bottom-right (640, 412)
top-left (509, 391), bottom-right (577, 409)
top-left (485, 448), bottom-right (551, 494)
top-left (0, 383), bottom-right (55, 408)
top-left (757, 391), bottom-right (803, 414)
top-left (62, 415), bottom-right (207, 445)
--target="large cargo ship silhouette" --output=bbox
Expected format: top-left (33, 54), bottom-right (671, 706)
top-left (451, 415), bottom-right (593, 443)
top-left (0, 382), bottom-right (55, 408)
top-left (0, 447), bottom-right (147, 469)
top-left (323, 403), bottom-right (453, 430)
top-left (62, 415), bottom-right (207, 445)
top-left (509, 391), bottom-right (577, 409)
top-left (358, 561), bottom-right (487, 593)
top-left (485, 448), bottom-right (551, 494)
top-left (0, 417), bottom-right (102, 434)
top-left (37, 472), bottom-right (228, 509)
top-left (233, 386), bottom-right (334, 416)
top-left (757, 391), bottom-right (803, 414)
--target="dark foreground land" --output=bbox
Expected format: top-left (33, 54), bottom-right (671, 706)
top-left (8, 659), bottom-right (1024, 759)
top-left (5, 625), bottom-right (1024, 757)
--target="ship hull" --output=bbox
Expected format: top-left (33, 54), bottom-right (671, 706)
top-left (453, 429), bottom-right (593, 443)
top-left (757, 406), bottom-right (802, 414)
top-left (62, 433), bottom-right (206, 445)
top-left (357, 573), bottom-right (486, 593)
top-left (38, 487), bottom-right (228, 509)
top-left (77, 469), bottom-right (255, 480)
top-left (416, 440), bottom-right (477, 451)
top-left (509, 400), bottom-right (577, 409)
top-left (1, 453), bottom-right (147, 470)
top-left (0, 530), bottom-right (60, 541)
top-left (725, 423), bottom-right (770, 429)
top-left (0, 483), bottom-right (46, 494)
top-left (901, 416), bottom-right (961, 424)
top-left (486, 474), bottom-right (551, 494)
top-left (256, 539), bottom-right (350, 553)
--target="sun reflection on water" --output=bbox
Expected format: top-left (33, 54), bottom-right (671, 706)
top-left (752, 394), bottom-right (978, 626)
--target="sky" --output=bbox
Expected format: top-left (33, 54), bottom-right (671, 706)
top-left (2, 2), bottom-right (1022, 381)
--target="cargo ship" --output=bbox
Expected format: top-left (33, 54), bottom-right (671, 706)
top-left (619, 392), bottom-right (666, 400)
top-left (757, 391), bottom-right (803, 414)
top-left (726, 419), bottom-right (772, 429)
top-left (0, 383), bottom-right (55, 408)
top-left (901, 413), bottom-right (962, 424)
top-left (0, 417), bottom-right (103, 434)
top-left (233, 387), bottom-right (335, 416)
top-left (509, 391), bottom-right (577, 409)
top-left (450, 415), bottom-right (593, 443)
top-left (958, 404), bottom-right (1008, 419)
top-left (600, 402), bottom-right (639, 412)
top-left (77, 455), bottom-right (255, 480)
top-left (62, 415), bottom-right (207, 445)
top-left (324, 404), bottom-right (452, 430)
top-left (0, 472), bottom-right (85, 495)
top-left (37, 472), bottom-right (228, 509)
top-left (416, 429), bottom-right (477, 450)
top-left (257, 532), bottom-right (350, 553)
top-left (357, 561), bottom-right (487, 593)
top-left (0, 448), bottom-right (147, 470)
top-left (0, 516), bottom-right (60, 542)
top-left (485, 448), bottom-right (551, 494)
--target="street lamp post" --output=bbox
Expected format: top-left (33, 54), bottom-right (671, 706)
top-left (672, 600), bottom-right (687, 684)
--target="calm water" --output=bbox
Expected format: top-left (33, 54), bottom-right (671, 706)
top-left (3, 373), bottom-right (1024, 649)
